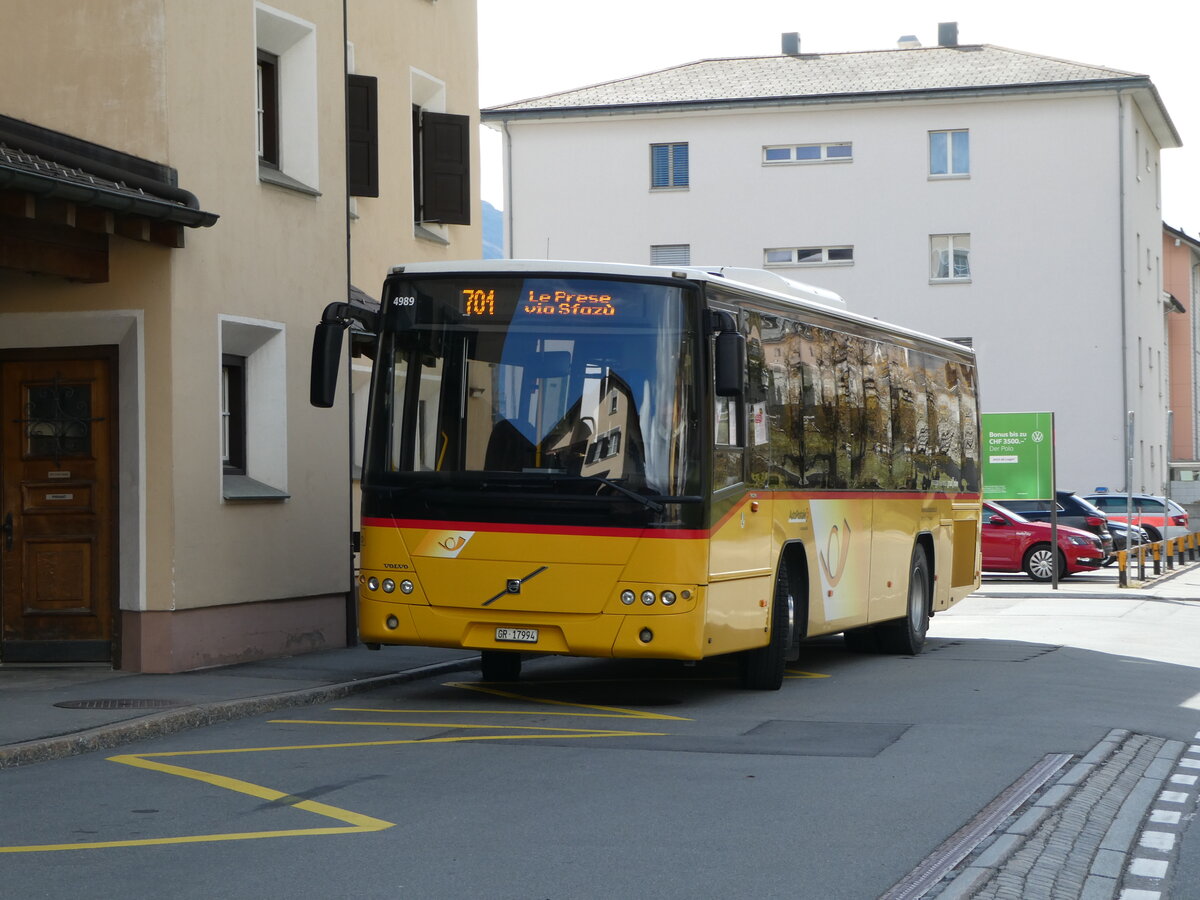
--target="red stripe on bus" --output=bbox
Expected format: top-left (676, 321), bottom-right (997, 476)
top-left (361, 517), bottom-right (711, 540)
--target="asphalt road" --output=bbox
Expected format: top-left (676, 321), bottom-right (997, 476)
top-left (2, 590), bottom-right (1197, 899)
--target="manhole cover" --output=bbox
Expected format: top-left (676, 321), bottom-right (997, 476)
top-left (54, 699), bottom-right (182, 710)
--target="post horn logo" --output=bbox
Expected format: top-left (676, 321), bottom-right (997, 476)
top-left (438, 535), bottom-right (468, 552)
top-left (818, 519), bottom-right (852, 588)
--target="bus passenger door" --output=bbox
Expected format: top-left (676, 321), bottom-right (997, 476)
top-left (706, 307), bottom-right (773, 654)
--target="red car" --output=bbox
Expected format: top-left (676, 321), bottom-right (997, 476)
top-left (982, 501), bottom-right (1106, 581)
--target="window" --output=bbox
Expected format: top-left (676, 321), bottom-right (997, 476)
top-left (763, 142), bottom-right (852, 164)
top-left (221, 355), bottom-right (247, 475)
top-left (764, 246), bottom-right (853, 266)
top-left (256, 51), bottom-right (279, 167)
top-left (930, 234), bottom-right (971, 281)
top-left (650, 142), bottom-right (688, 188)
top-left (255, 4), bottom-right (318, 192)
top-left (219, 316), bottom-right (289, 500)
top-left (929, 130), bottom-right (969, 176)
top-left (651, 244), bottom-right (690, 265)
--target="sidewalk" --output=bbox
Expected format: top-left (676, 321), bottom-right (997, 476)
top-left (0, 643), bottom-right (480, 768)
top-left (3, 563), bottom-right (1196, 770)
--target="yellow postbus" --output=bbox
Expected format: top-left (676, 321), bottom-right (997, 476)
top-left (311, 261), bottom-right (981, 689)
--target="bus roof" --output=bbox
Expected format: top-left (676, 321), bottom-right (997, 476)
top-left (385, 259), bottom-right (975, 361)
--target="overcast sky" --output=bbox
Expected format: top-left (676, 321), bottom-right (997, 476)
top-left (477, 0), bottom-right (1200, 237)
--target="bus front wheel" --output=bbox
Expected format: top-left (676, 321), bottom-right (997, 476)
top-left (480, 650), bottom-right (522, 682)
top-left (740, 563), bottom-right (793, 690)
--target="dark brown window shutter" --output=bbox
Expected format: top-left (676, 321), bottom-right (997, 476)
top-left (346, 74), bottom-right (378, 197)
top-left (418, 111), bottom-right (471, 225)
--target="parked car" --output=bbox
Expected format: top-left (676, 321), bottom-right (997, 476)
top-left (981, 501), bottom-right (1106, 581)
top-left (1107, 520), bottom-right (1151, 562)
top-left (1000, 491), bottom-right (1115, 560)
top-left (1082, 493), bottom-right (1190, 541)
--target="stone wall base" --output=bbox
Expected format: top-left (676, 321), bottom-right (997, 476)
top-left (120, 594), bottom-right (349, 673)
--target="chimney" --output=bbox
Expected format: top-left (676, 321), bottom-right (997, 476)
top-left (781, 32), bottom-right (800, 56)
top-left (938, 22), bottom-right (959, 47)
top-left (896, 35), bottom-right (922, 50)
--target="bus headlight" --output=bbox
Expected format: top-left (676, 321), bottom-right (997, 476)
top-left (641, 590), bottom-right (656, 606)
top-left (661, 591), bottom-right (677, 606)
top-left (382, 579), bottom-right (396, 593)
top-left (620, 590), bottom-right (636, 605)
top-left (400, 580), bottom-right (414, 594)
top-left (367, 577), bottom-right (379, 591)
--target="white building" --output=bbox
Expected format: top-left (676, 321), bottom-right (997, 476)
top-left (482, 26), bottom-right (1181, 495)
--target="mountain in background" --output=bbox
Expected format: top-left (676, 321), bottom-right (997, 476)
top-left (482, 200), bottom-right (504, 259)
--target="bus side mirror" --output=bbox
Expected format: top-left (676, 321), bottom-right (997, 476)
top-left (310, 322), bottom-right (344, 408)
top-left (715, 330), bottom-right (745, 397)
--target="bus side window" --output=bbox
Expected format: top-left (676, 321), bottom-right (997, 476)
top-left (958, 362), bottom-right (980, 492)
top-left (801, 325), bottom-right (834, 489)
top-left (745, 310), bottom-right (773, 488)
top-left (711, 306), bottom-right (744, 491)
top-left (861, 340), bottom-right (892, 489)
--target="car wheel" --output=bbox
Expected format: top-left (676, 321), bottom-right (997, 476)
top-left (1022, 544), bottom-right (1059, 582)
top-left (1141, 525), bottom-right (1161, 542)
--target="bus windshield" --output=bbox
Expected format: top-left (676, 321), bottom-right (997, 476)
top-left (365, 275), bottom-right (700, 500)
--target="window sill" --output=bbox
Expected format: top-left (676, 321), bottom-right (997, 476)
top-left (763, 158), bottom-right (853, 166)
top-left (649, 186), bottom-right (689, 192)
top-left (414, 223), bottom-right (450, 245)
top-left (929, 277), bottom-right (972, 285)
top-left (223, 474), bottom-right (290, 502)
top-left (928, 173), bottom-right (970, 181)
top-left (258, 163), bottom-right (321, 197)
top-left (765, 261), bottom-right (854, 269)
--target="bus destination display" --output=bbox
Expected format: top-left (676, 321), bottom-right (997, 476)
top-left (461, 288), bottom-right (616, 318)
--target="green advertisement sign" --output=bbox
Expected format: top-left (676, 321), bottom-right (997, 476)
top-left (981, 412), bottom-right (1055, 500)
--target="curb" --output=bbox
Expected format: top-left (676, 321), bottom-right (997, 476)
top-left (0, 656), bottom-right (480, 770)
top-left (934, 729), bottom-right (1187, 899)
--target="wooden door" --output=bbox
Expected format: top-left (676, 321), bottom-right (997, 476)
top-left (0, 350), bottom-right (117, 662)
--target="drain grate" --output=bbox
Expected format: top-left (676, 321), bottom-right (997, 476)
top-left (54, 699), bottom-right (182, 710)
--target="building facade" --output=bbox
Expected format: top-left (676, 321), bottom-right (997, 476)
top-left (0, 0), bottom-right (479, 671)
top-left (483, 27), bottom-right (1181, 496)
top-left (1164, 224), bottom-right (1200, 500)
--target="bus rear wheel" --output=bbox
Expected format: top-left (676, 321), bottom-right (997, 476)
top-left (741, 563), bottom-right (794, 690)
top-left (877, 545), bottom-right (931, 654)
top-left (480, 650), bottom-right (522, 682)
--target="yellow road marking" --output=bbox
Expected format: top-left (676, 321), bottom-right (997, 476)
top-left (0, 753), bottom-right (393, 855)
top-left (445, 680), bottom-right (691, 720)
top-left (1, 666), bottom-right (828, 854)
top-left (333, 706), bottom-right (667, 719)
top-left (786, 669), bottom-right (831, 679)
top-left (272, 719), bottom-right (663, 734)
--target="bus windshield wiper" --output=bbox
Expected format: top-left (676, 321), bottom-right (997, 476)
top-left (572, 475), bottom-right (665, 513)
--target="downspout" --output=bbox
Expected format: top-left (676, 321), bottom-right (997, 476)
top-left (1118, 91), bottom-right (1131, 493)
top-left (499, 118), bottom-right (514, 258)
top-left (341, 0), bottom-right (358, 646)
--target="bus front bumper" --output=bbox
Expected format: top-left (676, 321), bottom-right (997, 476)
top-left (359, 595), bottom-right (708, 661)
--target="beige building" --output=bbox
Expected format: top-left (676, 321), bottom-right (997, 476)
top-left (1164, 224), bottom-right (1200, 500)
top-left (0, 0), bottom-right (480, 671)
